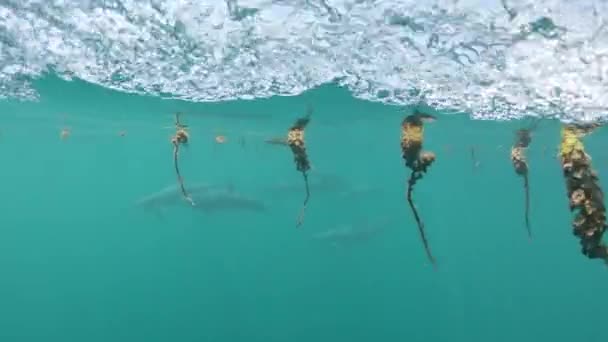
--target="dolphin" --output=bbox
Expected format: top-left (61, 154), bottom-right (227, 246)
top-left (190, 188), bottom-right (268, 214)
top-left (135, 183), bottom-right (219, 208)
top-left (136, 182), bottom-right (267, 218)
top-left (266, 172), bottom-right (382, 199)
top-left (312, 217), bottom-right (395, 245)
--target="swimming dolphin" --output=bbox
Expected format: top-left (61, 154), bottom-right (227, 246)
top-left (312, 217), bottom-right (395, 245)
top-left (189, 187), bottom-right (268, 214)
top-left (135, 183), bottom-right (219, 208)
top-left (266, 172), bottom-right (381, 198)
top-left (136, 182), bottom-right (267, 217)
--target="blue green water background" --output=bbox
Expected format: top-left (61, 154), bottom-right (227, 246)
top-left (0, 76), bottom-right (606, 341)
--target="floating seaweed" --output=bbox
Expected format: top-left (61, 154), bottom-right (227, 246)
top-left (510, 128), bottom-right (533, 239)
top-left (559, 124), bottom-right (608, 265)
top-left (401, 111), bottom-right (437, 267)
top-left (264, 107), bottom-right (313, 227)
top-left (287, 111), bottom-right (313, 228)
top-left (510, 118), bottom-right (543, 239)
top-left (171, 112), bottom-right (195, 206)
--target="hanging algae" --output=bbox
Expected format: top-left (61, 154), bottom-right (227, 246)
top-left (265, 108), bottom-right (314, 227)
top-left (287, 112), bottom-right (313, 228)
top-left (559, 124), bottom-right (607, 265)
top-left (510, 128), bottom-right (533, 239)
top-left (510, 118), bottom-right (542, 239)
top-left (401, 111), bottom-right (437, 266)
top-left (171, 112), bottom-right (195, 206)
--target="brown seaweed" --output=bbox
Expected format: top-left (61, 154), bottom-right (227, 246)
top-left (171, 112), bottom-right (195, 206)
top-left (559, 124), bottom-right (608, 265)
top-left (401, 111), bottom-right (437, 267)
top-left (263, 106), bottom-right (313, 227)
top-left (510, 128), bottom-right (533, 239)
top-left (287, 112), bottom-right (312, 228)
top-left (510, 118), bottom-right (544, 239)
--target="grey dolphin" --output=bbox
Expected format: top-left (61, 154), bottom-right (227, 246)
top-left (136, 182), bottom-right (267, 217)
top-left (267, 172), bottom-right (381, 198)
top-left (312, 217), bottom-right (395, 245)
top-left (135, 183), bottom-right (219, 208)
top-left (190, 188), bottom-right (267, 213)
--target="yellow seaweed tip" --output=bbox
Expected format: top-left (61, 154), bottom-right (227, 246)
top-left (287, 128), bottom-right (304, 146)
top-left (402, 123), bottom-right (424, 143)
top-left (559, 126), bottom-right (585, 158)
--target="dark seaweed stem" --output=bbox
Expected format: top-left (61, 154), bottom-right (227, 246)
top-left (406, 169), bottom-right (436, 267)
top-left (401, 112), bottom-right (437, 267)
top-left (511, 128), bottom-right (532, 239)
top-left (287, 113), bottom-right (312, 228)
top-left (560, 125), bottom-right (608, 265)
top-left (296, 171), bottom-right (311, 228)
top-left (523, 173), bottom-right (530, 237)
top-left (171, 112), bottom-right (195, 206)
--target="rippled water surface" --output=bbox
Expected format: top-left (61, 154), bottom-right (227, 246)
top-left (1, 1), bottom-right (608, 342)
top-left (2, 0), bottom-right (608, 120)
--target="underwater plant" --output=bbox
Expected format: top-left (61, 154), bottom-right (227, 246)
top-left (171, 112), bottom-right (195, 206)
top-left (400, 110), bottom-right (437, 267)
top-left (287, 112), bottom-right (313, 228)
top-left (264, 107), bottom-right (313, 228)
top-left (510, 118), bottom-right (543, 239)
top-left (559, 124), bottom-right (608, 265)
top-left (510, 128), bottom-right (533, 239)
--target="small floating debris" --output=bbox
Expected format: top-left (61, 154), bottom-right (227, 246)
top-left (510, 128), bottom-right (533, 239)
top-left (215, 135), bottom-right (227, 144)
top-left (401, 110), bottom-right (437, 267)
top-left (559, 123), bottom-right (608, 265)
top-left (60, 127), bottom-right (71, 140)
top-left (59, 114), bottom-right (71, 141)
top-left (170, 112), bottom-right (195, 206)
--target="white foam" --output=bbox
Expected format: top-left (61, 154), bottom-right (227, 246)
top-left (1, 0), bottom-right (608, 122)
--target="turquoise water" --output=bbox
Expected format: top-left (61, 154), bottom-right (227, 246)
top-left (0, 75), bottom-right (607, 341)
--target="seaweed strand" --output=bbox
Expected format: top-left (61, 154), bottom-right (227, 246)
top-left (559, 124), bottom-right (608, 265)
top-left (523, 172), bottom-right (531, 238)
top-left (287, 112), bottom-right (312, 228)
top-left (401, 111), bottom-right (437, 267)
top-left (406, 169), bottom-right (436, 266)
top-left (296, 171), bottom-right (310, 228)
top-left (171, 112), bottom-right (195, 206)
top-left (511, 128), bottom-right (533, 239)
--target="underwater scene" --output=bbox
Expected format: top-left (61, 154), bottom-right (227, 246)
top-left (1, 1), bottom-right (608, 341)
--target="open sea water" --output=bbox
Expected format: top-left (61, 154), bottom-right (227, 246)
top-left (0, 1), bottom-right (607, 342)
